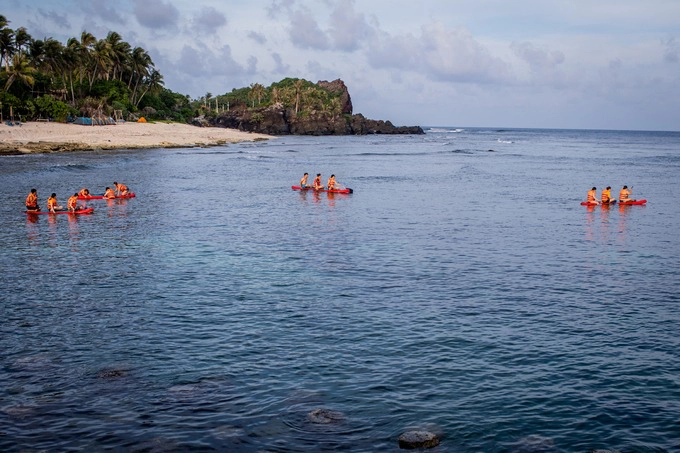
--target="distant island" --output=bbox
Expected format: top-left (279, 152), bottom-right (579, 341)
top-left (194, 78), bottom-right (424, 136)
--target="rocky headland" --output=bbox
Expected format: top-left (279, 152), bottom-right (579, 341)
top-left (194, 79), bottom-right (424, 136)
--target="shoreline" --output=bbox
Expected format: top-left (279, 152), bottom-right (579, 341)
top-left (0, 121), bottom-right (273, 155)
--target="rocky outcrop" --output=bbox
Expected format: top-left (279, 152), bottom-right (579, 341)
top-left (210, 105), bottom-right (423, 136)
top-left (205, 79), bottom-right (423, 136)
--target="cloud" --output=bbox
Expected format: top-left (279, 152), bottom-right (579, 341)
top-left (271, 52), bottom-right (290, 74)
top-left (511, 41), bottom-right (565, 72)
top-left (37, 8), bottom-right (71, 29)
top-left (74, 0), bottom-right (126, 25)
top-left (368, 22), bottom-right (510, 84)
top-left (327, 0), bottom-right (375, 51)
top-left (288, 8), bottom-right (329, 50)
top-left (248, 31), bottom-right (267, 45)
top-left (134, 0), bottom-right (179, 30)
top-left (662, 37), bottom-right (679, 63)
top-left (189, 6), bottom-right (227, 36)
top-left (175, 43), bottom-right (256, 78)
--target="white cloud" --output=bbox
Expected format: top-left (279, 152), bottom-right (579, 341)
top-left (134, 0), bottom-right (179, 30)
top-left (288, 7), bottom-right (329, 50)
top-left (189, 7), bottom-right (227, 36)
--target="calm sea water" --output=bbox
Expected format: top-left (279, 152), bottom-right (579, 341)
top-left (1, 127), bottom-right (679, 452)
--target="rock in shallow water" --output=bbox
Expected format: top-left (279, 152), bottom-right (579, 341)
top-left (307, 408), bottom-right (344, 424)
top-left (398, 430), bottom-right (440, 449)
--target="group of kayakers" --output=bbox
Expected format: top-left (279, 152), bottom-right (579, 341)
top-left (586, 185), bottom-right (635, 205)
top-left (299, 173), bottom-right (341, 190)
top-left (25, 181), bottom-right (129, 213)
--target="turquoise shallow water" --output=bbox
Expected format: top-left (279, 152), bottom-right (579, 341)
top-left (1, 128), bottom-right (679, 452)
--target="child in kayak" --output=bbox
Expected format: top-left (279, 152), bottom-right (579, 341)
top-left (47, 193), bottom-right (63, 212)
top-left (619, 185), bottom-right (635, 202)
top-left (327, 174), bottom-right (338, 190)
top-left (313, 173), bottom-right (323, 190)
top-left (114, 181), bottom-right (129, 196)
top-left (25, 188), bottom-right (40, 211)
top-left (103, 187), bottom-right (116, 199)
top-left (300, 173), bottom-right (309, 188)
top-left (67, 193), bottom-right (80, 212)
top-left (601, 186), bottom-right (613, 204)
top-left (586, 187), bottom-right (599, 205)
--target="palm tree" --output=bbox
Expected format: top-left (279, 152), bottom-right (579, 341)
top-left (249, 82), bottom-right (266, 107)
top-left (4, 52), bottom-right (35, 92)
top-left (105, 31), bottom-right (130, 81)
top-left (0, 26), bottom-right (15, 71)
top-left (128, 46), bottom-right (151, 101)
top-left (135, 69), bottom-right (163, 106)
top-left (293, 79), bottom-right (305, 114)
top-left (13, 27), bottom-right (31, 55)
top-left (90, 38), bottom-right (113, 86)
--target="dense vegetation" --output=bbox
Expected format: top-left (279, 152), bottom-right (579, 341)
top-left (0, 15), bottom-right (345, 125)
top-left (207, 78), bottom-right (345, 117)
top-left (0, 15), bottom-right (193, 123)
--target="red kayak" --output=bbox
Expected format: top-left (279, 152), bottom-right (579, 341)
top-left (25, 207), bottom-right (95, 215)
top-left (580, 199), bottom-right (646, 206)
top-left (78, 193), bottom-right (136, 200)
top-left (292, 185), bottom-right (353, 194)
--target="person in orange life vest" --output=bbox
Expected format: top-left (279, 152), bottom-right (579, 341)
top-left (601, 186), bottom-right (613, 204)
top-left (619, 185), bottom-right (635, 202)
top-left (67, 193), bottom-right (80, 212)
top-left (78, 188), bottom-right (90, 197)
top-left (113, 181), bottom-right (129, 196)
top-left (327, 174), bottom-right (338, 190)
top-left (313, 173), bottom-right (323, 190)
top-left (103, 187), bottom-right (116, 199)
top-left (47, 193), bottom-right (63, 212)
top-left (300, 172), bottom-right (309, 188)
top-left (25, 188), bottom-right (40, 211)
top-left (586, 187), bottom-right (599, 205)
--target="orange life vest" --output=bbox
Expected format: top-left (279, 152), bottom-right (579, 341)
top-left (26, 193), bottom-right (38, 207)
top-left (104, 189), bottom-right (116, 198)
top-left (619, 189), bottom-right (629, 200)
top-left (587, 190), bottom-right (597, 202)
top-left (47, 197), bottom-right (57, 209)
top-left (601, 189), bottom-right (611, 202)
top-left (67, 196), bottom-right (78, 209)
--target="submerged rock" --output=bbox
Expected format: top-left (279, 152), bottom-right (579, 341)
top-left (97, 368), bottom-right (129, 379)
top-left (398, 430), bottom-right (440, 449)
top-left (307, 408), bottom-right (344, 424)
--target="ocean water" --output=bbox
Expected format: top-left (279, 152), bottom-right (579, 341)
top-left (1, 127), bottom-right (679, 452)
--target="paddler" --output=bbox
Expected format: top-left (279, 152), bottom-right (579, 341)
top-left (619, 185), bottom-right (635, 202)
top-left (25, 188), bottom-right (40, 211)
top-left (67, 193), bottom-right (80, 212)
top-left (113, 181), bottom-right (129, 196)
top-left (313, 173), bottom-right (323, 190)
top-left (103, 186), bottom-right (116, 199)
top-left (586, 187), bottom-right (599, 205)
top-left (601, 186), bottom-right (613, 204)
top-left (300, 172), bottom-right (309, 188)
top-left (327, 174), bottom-right (338, 190)
top-left (78, 188), bottom-right (90, 197)
top-left (47, 193), bottom-right (63, 213)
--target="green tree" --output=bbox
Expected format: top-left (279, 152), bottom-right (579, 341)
top-left (4, 52), bottom-right (35, 92)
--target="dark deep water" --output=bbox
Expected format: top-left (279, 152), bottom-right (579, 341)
top-left (1, 127), bottom-right (679, 452)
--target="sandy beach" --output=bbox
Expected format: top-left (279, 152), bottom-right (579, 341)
top-left (0, 121), bottom-right (273, 155)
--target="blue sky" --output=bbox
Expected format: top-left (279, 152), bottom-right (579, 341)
top-left (8, 0), bottom-right (680, 130)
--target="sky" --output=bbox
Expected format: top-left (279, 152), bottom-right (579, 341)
top-left (7, 0), bottom-right (680, 130)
